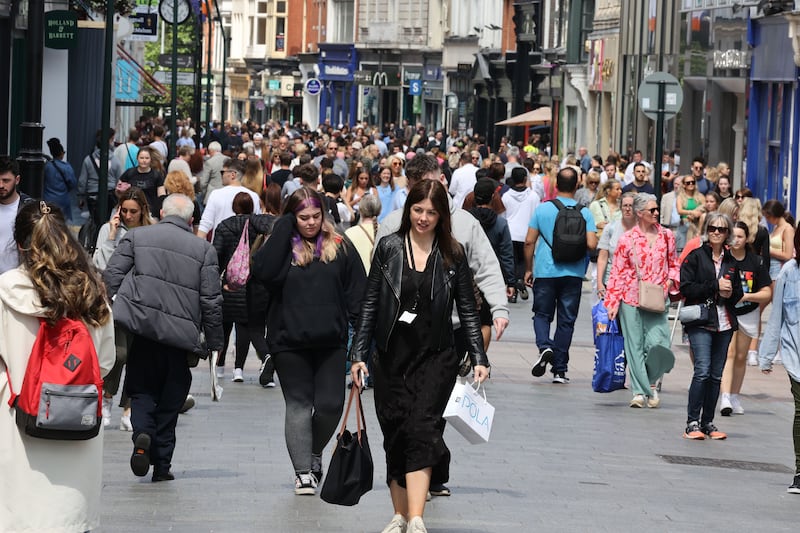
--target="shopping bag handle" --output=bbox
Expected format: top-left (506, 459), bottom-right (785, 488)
top-left (337, 385), bottom-right (367, 446)
top-left (470, 379), bottom-right (488, 404)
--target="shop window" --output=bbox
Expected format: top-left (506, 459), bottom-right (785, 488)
top-left (276, 17), bottom-right (285, 51)
top-left (253, 0), bottom-right (268, 46)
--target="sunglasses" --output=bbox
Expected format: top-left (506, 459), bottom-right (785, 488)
top-left (707, 225), bottom-right (729, 234)
top-left (684, 181), bottom-right (695, 185)
top-left (533, 167), bottom-right (541, 171)
top-left (735, 194), bottom-right (745, 199)
top-left (647, 207), bottom-right (659, 214)
top-left (588, 181), bottom-right (600, 185)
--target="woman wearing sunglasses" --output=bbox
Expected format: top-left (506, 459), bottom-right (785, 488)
top-left (605, 193), bottom-right (679, 409)
top-left (679, 213), bottom-right (743, 440)
top-left (676, 174), bottom-right (706, 243)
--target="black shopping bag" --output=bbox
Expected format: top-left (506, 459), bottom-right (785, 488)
top-left (320, 385), bottom-right (373, 505)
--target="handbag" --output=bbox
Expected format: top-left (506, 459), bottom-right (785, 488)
top-left (632, 238), bottom-right (667, 313)
top-left (320, 386), bottom-right (373, 506)
top-left (678, 301), bottom-right (712, 327)
top-left (443, 379), bottom-right (495, 444)
top-left (225, 219), bottom-right (250, 290)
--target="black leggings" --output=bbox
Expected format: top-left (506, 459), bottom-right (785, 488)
top-left (273, 348), bottom-right (346, 473)
top-left (512, 241), bottom-right (526, 288)
top-left (217, 321), bottom-right (269, 368)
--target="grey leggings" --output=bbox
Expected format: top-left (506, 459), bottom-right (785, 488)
top-left (273, 348), bottom-right (346, 473)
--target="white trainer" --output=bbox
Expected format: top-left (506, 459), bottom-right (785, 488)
top-left (730, 394), bottom-right (745, 415)
top-left (747, 350), bottom-right (758, 366)
top-left (407, 516), bottom-right (428, 533)
top-left (720, 393), bottom-right (733, 416)
top-left (232, 368), bottom-right (244, 382)
top-left (380, 514), bottom-right (408, 533)
top-left (102, 397), bottom-right (112, 427)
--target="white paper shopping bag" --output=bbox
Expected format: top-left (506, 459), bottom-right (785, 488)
top-left (443, 379), bottom-right (494, 444)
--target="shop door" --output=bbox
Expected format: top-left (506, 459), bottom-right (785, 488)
top-left (381, 89), bottom-right (398, 129)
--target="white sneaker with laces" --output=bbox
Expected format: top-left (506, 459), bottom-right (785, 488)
top-left (730, 394), bottom-right (745, 415)
top-left (119, 414), bottom-right (133, 432)
top-left (720, 393), bottom-right (733, 416)
top-left (747, 350), bottom-right (758, 366)
top-left (232, 368), bottom-right (244, 382)
top-left (380, 514), bottom-right (408, 533)
top-left (407, 516), bottom-right (428, 533)
top-left (102, 397), bottom-right (112, 427)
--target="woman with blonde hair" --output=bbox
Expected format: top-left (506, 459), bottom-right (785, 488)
top-left (541, 161), bottom-right (559, 201)
top-left (676, 174), bottom-right (706, 241)
top-left (387, 154), bottom-right (407, 189)
top-left (163, 170), bottom-right (202, 232)
top-left (241, 158), bottom-right (266, 201)
top-left (93, 187), bottom-right (154, 430)
top-left (1, 201), bottom-right (115, 532)
top-left (251, 187), bottom-right (367, 495)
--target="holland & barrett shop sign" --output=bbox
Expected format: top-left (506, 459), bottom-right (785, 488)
top-left (45, 10), bottom-right (78, 50)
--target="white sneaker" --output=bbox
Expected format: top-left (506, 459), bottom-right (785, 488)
top-left (747, 350), bottom-right (758, 366)
top-left (407, 516), bottom-right (428, 533)
top-left (102, 397), bottom-right (112, 427)
top-left (647, 388), bottom-right (660, 408)
top-left (380, 514), bottom-right (407, 533)
top-left (730, 394), bottom-right (745, 415)
top-left (630, 394), bottom-right (645, 408)
top-left (720, 393), bottom-right (733, 416)
top-left (215, 366), bottom-right (225, 379)
top-left (119, 414), bottom-right (133, 432)
top-left (232, 368), bottom-right (244, 382)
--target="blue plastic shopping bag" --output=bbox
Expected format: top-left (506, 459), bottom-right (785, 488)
top-left (591, 301), bottom-right (626, 393)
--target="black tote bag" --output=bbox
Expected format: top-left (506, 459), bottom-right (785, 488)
top-left (320, 385), bottom-right (373, 506)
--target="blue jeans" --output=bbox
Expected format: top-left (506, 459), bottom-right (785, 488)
top-left (532, 276), bottom-right (583, 374)
top-left (687, 327), bottom-right (734, 426)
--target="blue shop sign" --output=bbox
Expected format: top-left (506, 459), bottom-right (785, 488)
top-left (423, 66), bottom-right (442, 81)
top-left (305, 78), bottom-right (322, 95)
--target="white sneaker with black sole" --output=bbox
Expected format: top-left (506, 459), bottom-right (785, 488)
top-left (294, 472), bottom-right (317, 495)
top-left (232, 368), bottom-right (244, 382)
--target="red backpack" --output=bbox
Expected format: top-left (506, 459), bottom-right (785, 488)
top-left (8, 318), bottom-right (103, 440)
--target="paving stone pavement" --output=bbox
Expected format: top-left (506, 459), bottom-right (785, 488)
top-left (98, 285), bottom-right (798, 532)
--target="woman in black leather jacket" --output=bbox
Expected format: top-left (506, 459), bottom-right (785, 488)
top-left (350, 180), bottom-right (488, 533)
top-left (680, 212), bottom-right (743, 441)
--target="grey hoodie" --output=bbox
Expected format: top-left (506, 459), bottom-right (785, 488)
top-left (78, 146), bottom-right (123, 200)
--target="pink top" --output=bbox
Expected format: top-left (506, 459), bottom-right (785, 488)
top-left (605, 225), bottom-right (680, 312)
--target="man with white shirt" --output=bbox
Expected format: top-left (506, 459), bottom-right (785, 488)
top-left (0, 157), bottom-right (33, 274)
top-left (502, 167), bottom-right (540, 302)
top-left (623, 150), bottom-right (652, 185)
top-left (449, 152), bottom-right (478, 208)
top-left (197, 159), bottom-right (262, 239)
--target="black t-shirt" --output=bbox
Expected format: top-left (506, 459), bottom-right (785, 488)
top-left (269, 168), bottom-right (292, 188)
top-left (120, 167), bottom-right (165, 218)
top-left (733, 251), bottom-right (771, 315)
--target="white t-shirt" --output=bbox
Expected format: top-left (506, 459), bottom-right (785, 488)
top-left (198, 186), bottom-right (262, 234)
top-left (0, 197), bottom-right (21, 274)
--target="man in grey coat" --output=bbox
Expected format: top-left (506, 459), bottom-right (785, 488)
top-left (199, 141), bottom-right (226, 203)
top-left (103, 193), bottom-right (224, 482)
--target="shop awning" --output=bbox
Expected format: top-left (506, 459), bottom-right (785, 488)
top-left (495, 107), bottom-right (551, 126)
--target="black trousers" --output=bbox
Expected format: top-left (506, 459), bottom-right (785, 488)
top-left (217, 321), bottom-right (269, 368)
top-left (125, 335), bottom-right (192, 474)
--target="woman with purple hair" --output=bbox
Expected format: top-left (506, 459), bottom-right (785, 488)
top-left (251, 187), bottom-right (367, 495)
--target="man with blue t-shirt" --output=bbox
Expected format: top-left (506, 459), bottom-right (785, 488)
top-left (523, 167), bottom-right (597, 383)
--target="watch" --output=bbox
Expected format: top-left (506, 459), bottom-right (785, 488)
top-left (158, 0), bottom-right (191, 25)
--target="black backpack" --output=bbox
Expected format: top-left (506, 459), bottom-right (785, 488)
top-left (540, 199), bottom-right (587, 263)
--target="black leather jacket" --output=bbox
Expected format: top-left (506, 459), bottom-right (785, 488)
top-left (349, 232), bottom-right (488, 368)
top-left (680, 243), bottom-right (743, 330)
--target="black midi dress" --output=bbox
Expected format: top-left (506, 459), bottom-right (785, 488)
top-left (372, 254), bottom-right (460, 487)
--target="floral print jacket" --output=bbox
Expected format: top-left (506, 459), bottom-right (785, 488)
top-left (605, 225), bottom-right (680, 312)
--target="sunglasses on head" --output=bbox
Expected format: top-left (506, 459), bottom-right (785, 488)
top-left (708, 225), bottom-right (729, 234)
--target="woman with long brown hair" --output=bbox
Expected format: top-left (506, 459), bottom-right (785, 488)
top-left (93, 186), bottom-right (154, 430)
top-left (251, 187), bottom-right (366, 496)
top-left (350, 180), bottom-right (488, 533)
top-left (1, 201), bottom-right (114, 532)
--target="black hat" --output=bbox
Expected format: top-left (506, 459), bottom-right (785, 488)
top-left (46, 137), bottom-right (64, 158)
top-left (474, 177), bottom-right (496, 205)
